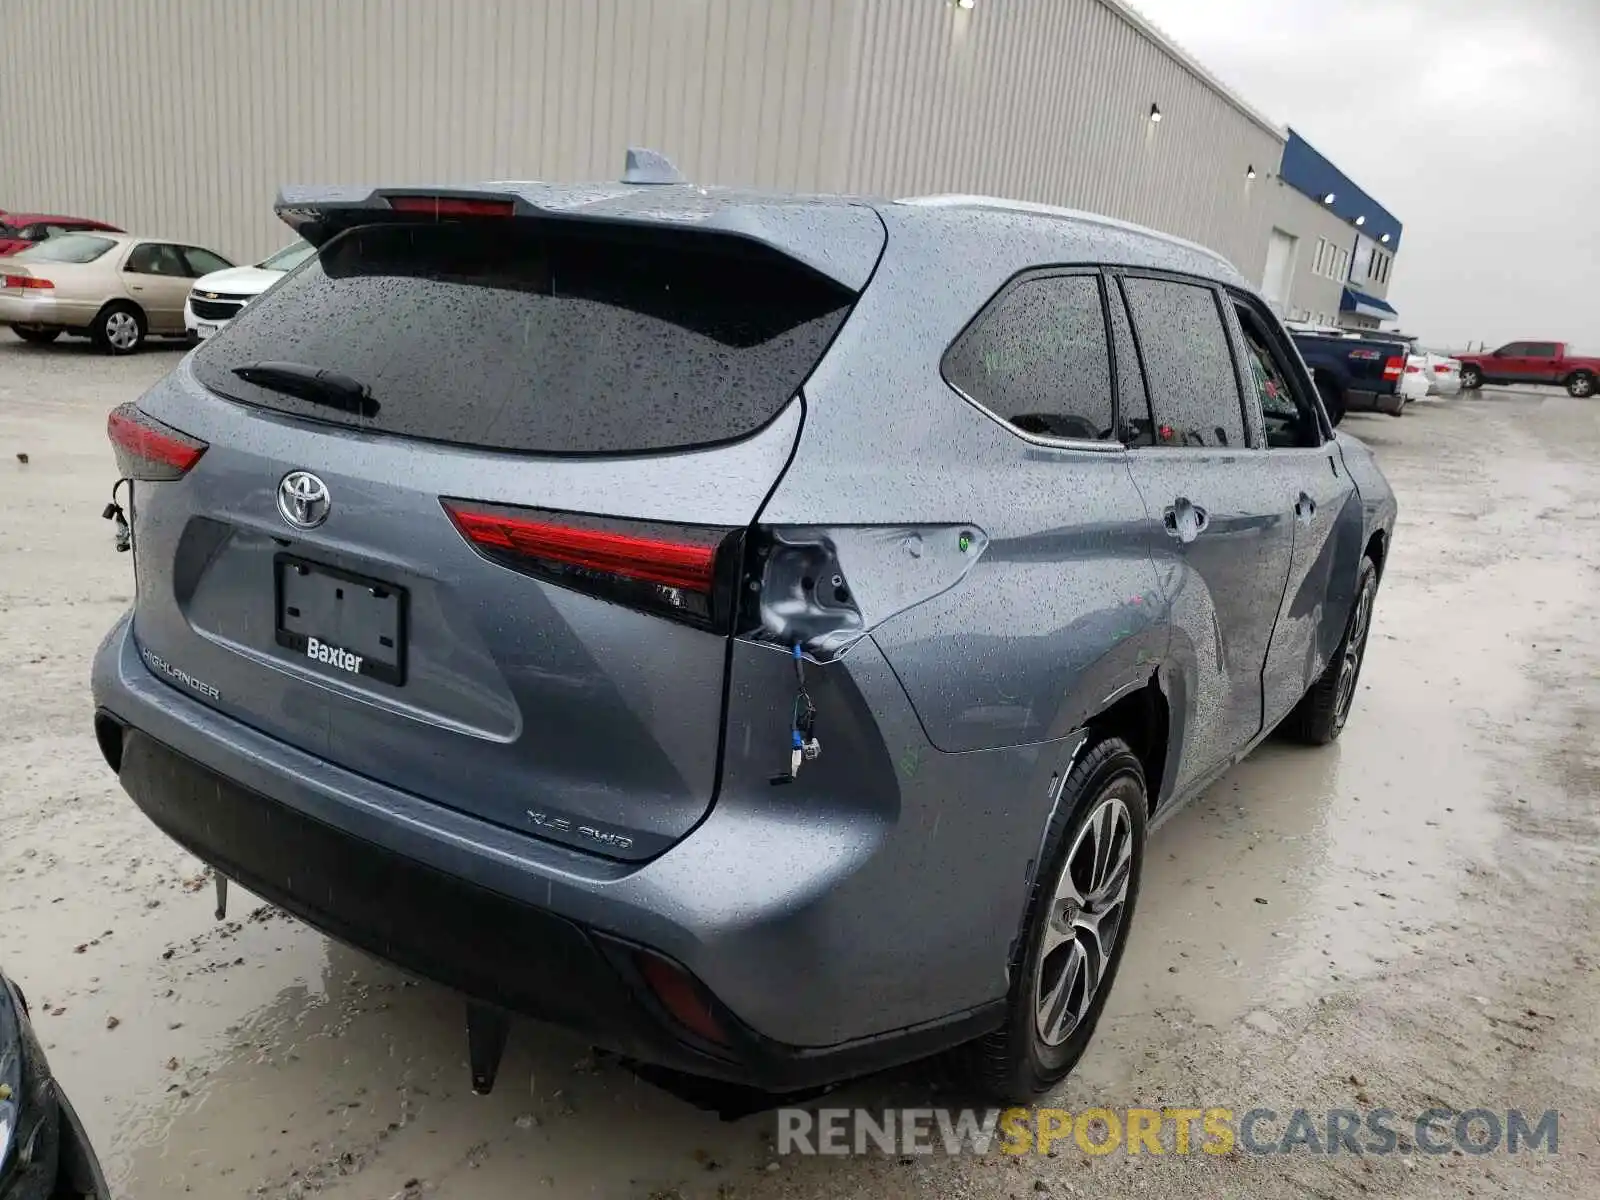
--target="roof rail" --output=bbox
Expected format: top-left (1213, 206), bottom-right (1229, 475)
top-left (622, 148), bottom-right (687, 186)
top-left (897, 193), bottom-right (1236, 272)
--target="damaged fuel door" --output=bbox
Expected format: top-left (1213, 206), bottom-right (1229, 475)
top-left (742, 524), bottom-right (989, 661)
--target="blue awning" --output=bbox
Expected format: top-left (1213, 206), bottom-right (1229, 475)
top-left (1341, 288), bottom-right (1398, 319)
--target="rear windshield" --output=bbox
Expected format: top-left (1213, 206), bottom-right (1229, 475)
top-left (15, 233), bottom-right (115, 263)
top-left (191, 220), bottom-right (854, 455)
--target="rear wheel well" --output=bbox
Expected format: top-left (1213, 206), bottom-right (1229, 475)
top-left (1086, 680), bottom-right (1169, 813)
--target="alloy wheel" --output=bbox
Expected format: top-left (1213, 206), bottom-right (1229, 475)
top-left (1034, 794), bottom-right (1134, 1047)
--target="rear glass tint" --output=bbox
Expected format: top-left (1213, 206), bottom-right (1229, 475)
top-left (190, 221), bottom-right (854, 455)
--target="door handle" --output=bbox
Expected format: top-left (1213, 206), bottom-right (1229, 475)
top-left (1162, 499), bottom-right (1208, 544)
top-left (1295, 492), bottom-right (1316, 523)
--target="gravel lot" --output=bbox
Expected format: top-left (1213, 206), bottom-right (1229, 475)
top-left (2, 331), bottom-right (1596, 1199)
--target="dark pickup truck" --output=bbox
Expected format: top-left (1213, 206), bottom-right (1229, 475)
top-left (1290, 329), bottom-right (1408, 425)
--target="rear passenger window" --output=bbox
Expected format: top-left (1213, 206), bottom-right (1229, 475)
top-left (126, 243), bottom-right (187, 276)
top-left (943, 274), bottom-right (1116, 442)
top-left (1121, 277), bottom-right (1246, 449)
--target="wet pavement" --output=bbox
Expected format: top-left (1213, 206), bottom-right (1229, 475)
top-left (2, 333), bottom-right (1596, 1198)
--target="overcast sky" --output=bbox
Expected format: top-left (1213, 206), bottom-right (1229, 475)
top-left (1128, 0), bottom-right (1599, 350)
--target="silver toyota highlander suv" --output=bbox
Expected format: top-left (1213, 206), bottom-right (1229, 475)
top-left (91, 156), bottom-right (1396, 1102)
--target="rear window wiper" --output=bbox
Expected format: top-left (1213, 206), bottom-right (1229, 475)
top-left (231, 361), bottom-right (379, 417)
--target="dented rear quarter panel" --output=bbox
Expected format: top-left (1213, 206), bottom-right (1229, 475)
top-left (762, 205), bottom-right (1180, 757)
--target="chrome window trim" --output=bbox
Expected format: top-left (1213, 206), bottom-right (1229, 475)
top-left (943, 378), bottom-right (1127, 453)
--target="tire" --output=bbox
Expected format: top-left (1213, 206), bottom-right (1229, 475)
top-left (950, 736), bottom-right (1148, 1102)
top-left (1283, 556), bottom-right (1379, 745)
top-left (1460, 365), bottom-right (1483, 390)
top-left (1567, 372), bottom-right (1595, 399)
top-left (1316, 379), bottom-right (1346, 427)
top-left (12, 326), bottom-right (60, 345)
top-left (93, 302), bottom-right (145, 355)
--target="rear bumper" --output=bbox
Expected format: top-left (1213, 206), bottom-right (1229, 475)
top-left (0, 295), bottom-right (61, 326)
top-left (91, 613), bottom-right (1011, 1091)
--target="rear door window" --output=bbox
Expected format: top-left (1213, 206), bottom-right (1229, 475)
top-left (1121, 276), bottom-right (1246, 449)
top-left (190, 220), bottom-right (854, 456)
top-left (942, 273), bottom-right (1116, 442)
top-left (125, 243), bottom-right (188, 276)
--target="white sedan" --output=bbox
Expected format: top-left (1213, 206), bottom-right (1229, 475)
top-left (1399, 353), bottom-right (1431, 403)
top-left (1415, 349), bottom-right (1463, 397)
top-left (185, 239), bottom-right (315, 340)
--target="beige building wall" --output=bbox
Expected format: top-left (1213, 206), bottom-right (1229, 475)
top-left (1, 0), bottom-right (1284, 277)
top-left (1266, 181), bottom-right (1365, 326)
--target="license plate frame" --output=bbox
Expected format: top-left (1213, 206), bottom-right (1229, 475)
top-left (274, 554), bottom-right (407, 686)
top-left (194, 321), bottom-right (218, 339)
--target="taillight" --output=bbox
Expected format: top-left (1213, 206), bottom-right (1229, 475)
top-left (107, 402), bottom-right (208, 480)
top-left (442, 500), bottom-right (739, 630)
top-left (3, 274), bottom-right (52, 289)
top-left (1382, 356), bottom-right (1404, 381)
top-left (387, 196), bottom-right (514, 218)
top-left (1434, 364), bottom-right (1451, 373)
top-left (1405, 365), bottom-right (1421, 374)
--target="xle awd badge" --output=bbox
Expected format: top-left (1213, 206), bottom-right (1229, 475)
top-left (526, 811), bottom-right (634, 852)
top-left (278, 470), bottom-right (331, 529)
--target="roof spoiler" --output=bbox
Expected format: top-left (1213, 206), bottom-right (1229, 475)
top-left (271, 159), bottom-right (885, 291)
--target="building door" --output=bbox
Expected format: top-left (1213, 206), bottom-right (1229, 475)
top-left (1262, 229), bottom-right (1297, 309)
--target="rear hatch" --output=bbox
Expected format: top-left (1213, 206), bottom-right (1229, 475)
top-left (122, 202), bottom-right (878, 859)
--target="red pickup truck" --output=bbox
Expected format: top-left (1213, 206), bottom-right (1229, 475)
top-left (1457, 341), bottom-right (1598, 398)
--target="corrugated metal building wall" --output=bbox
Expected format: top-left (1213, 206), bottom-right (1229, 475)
top-left (0, 0), bottom-right (1284, 277)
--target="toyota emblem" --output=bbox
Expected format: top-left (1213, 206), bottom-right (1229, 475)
top-left (277, 471), bottom-right (331, 529)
